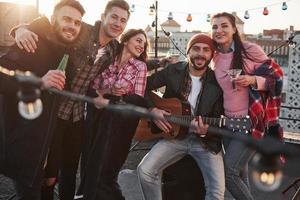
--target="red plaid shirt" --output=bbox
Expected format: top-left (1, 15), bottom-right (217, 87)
top-left (248, 59), bottom-right (284, 139)
top-left (93, 57), bottom-right (147, 97)
top-left (57, 21), bottom-right (119, 122)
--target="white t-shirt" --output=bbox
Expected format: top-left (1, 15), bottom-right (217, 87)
top-left (188, 74), bottom-right (202, 115)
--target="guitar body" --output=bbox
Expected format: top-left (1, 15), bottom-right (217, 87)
top-left (134, 92), bottom-right (252, 142)
top-left (134, 92), bottom-right (190, 142)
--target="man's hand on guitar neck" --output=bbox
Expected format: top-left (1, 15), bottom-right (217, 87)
top-left (150, 107), bottom-right (172, 133)
top-left (190, 116), bottom-right (209, 137)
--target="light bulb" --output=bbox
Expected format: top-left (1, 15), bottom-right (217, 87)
top-left (289, 42), bottom-right (297, 48)
top-left (18, 98), bottom-right (43, 120)
top-left (187, 13), bottom-right (192, 22)
top-left (168, 12), bottom-right (173, 20)
top-left (244, 10), bottom-right (250, 19)
top-left (130, 4), bottom-right (135, 13)
top-left (149, 4), bottom-right (155, 16)
top-left (251, 153), bottom-right (283, 192)
top-left (252, 170), bottom-right (283, 192)
top-left (282, 2), bottom-right (288, 10)
top-left (263, 7), bottom-right (269, 16)
top-left (206, 14), bottom-right (211, 22)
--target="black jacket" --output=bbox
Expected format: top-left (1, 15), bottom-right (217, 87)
top-left (0, 20), bottom-right (66, 188)
top-left (145, 61), bottom-right (224, 153)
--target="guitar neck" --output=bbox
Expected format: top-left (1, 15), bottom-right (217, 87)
top-left (165, 115), bottom-right (224, 128)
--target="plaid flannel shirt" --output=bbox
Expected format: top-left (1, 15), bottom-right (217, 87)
top-left (93, 58), bottom-right (147, 97)
top-left (248, 59), bottom-right (284, 139)
top-left (57, 21), bottom-right (119, 122)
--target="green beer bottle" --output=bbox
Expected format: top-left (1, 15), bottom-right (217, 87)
top-left (57, 54), bottom-right (69, 72)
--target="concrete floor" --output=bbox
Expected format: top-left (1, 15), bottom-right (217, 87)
top-left (1, 141), bottom-right (300, 200)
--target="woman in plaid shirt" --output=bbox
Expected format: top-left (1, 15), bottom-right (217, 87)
top-left (83, 29), bottom-right (148, 199)
top-left (211, 12), bottom-right (283, 200)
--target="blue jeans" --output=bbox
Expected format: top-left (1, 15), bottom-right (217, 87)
top-left (137, 134), bottom-right (225, 200)
top-left (223, 137), bottom-right (255, 200)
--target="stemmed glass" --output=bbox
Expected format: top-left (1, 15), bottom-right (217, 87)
top-left (113, 80), bottom-right (127, 104)
top-left (226, 69), bottom-right (242, 91)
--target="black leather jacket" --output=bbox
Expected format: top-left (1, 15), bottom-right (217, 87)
top-left (145, 61), bottom-right (224, 153)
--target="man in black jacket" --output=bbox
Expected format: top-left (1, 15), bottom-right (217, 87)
top-left (137, 34), bottom-right (226, 200)
top-left (0, 0), bottom-right (84, 199)
top-left (11, 1), bottom-right (130, 199)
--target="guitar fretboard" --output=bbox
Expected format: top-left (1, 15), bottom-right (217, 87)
top-left (164, 115), bottom-right (224, 127)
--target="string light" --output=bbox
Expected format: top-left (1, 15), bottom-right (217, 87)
top-left (206, 14), bottom-right (211, 22)
top-left (168, 12), bottom-right (173, 20)
top-left (132, 1), bottom-right (293, 22)
top-left (244, 10), bottom-right (250, 19)
top-left (186, 13), bottom-right (192, 22)
top-left (149, 4), bottom-right (155, 16)
top-left (263, 7), bottom-right (269, 16)
top-left (130, 4), bottom-right (135, 13)
top-left (282, 2), bottom-right (288, 10)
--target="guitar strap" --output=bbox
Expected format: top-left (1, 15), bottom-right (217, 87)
top-left (179, 65), bottom-right (192, 102)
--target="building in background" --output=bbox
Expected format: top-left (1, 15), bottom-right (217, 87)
top-left (0, 2), bottom-right (39, 56)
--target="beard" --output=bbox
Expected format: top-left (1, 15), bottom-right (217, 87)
top-left (52, 20), bottom-right (78, 44)
top-left (189, 55), bottom-right (211, 71)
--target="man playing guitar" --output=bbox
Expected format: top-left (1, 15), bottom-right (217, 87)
top-left (137, 34), bottom-right (225, 200)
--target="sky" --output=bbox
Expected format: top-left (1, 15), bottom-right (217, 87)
top-left (2, 0), bottom-right (300, 34)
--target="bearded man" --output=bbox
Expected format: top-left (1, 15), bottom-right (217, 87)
top-left (137, 34), bottom-right (226, 200)
top-left (0, 1), bottom-right (84, 199)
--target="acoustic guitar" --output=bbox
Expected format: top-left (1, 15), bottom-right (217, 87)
top-left (134, 92), bottom-right (252, 142)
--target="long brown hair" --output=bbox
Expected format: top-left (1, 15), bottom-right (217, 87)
top-left (118, 29), bottom-right (148, 62)
top-left (212, 12), bottom-right (251, 70)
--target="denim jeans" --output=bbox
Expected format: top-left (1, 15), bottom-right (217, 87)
top-left (223, 137), bottom-right (255, 200)
top-left (137, 133), bottom-right (225, 200)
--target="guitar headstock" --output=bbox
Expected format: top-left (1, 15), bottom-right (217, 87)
top-left (223, 116), bottom-right (252, 132)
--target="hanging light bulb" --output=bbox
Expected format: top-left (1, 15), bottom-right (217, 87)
top-left (244, 10), bottom-right (250, 19)
top-left (251, 154), bottom-right (283, 192)
top-left (149, 4), bottom-right (155, 15)
top-left (17, 83), bottom-right (43, 119)
top-left (289, 41), bottom-right (297, 49)
top-left (282, 2), bottom-right (288, 10)
top-left (186, 13), bottom-right (192, 22)
top-left (130, 4), bottom-right (135, 13)
top-left (14, 71), bottom-right (43, 120)
top-left (168, 12), bottom-right (173, 20)
top-left (263, 7), bottom-right (269, 16)
top-left (206, 14), bottom-right (211, 22)
top-left (18, 98), bottom-right (43, 120)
